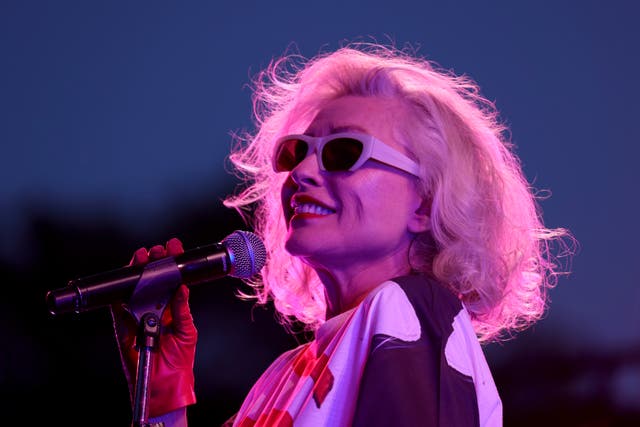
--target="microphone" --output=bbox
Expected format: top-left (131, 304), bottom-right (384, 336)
top-left (45, 230), bottom-right (266, 316)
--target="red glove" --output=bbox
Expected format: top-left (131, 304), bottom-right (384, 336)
top-left (111, 237), bottom-right (197, 417)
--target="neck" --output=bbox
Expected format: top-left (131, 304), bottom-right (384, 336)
top-left (315, 252), bottom-right (412, 319)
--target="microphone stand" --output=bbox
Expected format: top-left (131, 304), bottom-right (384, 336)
top-left (126, 257), bottom-right (183, 427)
top-left (132, 312), bottom-right (161, 426)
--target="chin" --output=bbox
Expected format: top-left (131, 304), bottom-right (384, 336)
top-left (284, 230), bottom-right (326, 259)
top-left (284, 235), bottom-right (308, 257)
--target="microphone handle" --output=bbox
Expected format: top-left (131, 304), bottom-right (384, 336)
top-left (46, 242), bottom-right (230, 315)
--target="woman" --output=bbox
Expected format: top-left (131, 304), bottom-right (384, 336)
top-left (112, 43), bottom-right (573, 426)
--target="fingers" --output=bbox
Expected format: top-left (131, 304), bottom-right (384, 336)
top-left (130, 247), bottom-right (150, 266)
top-left (129, 238), bottom-right (184, 266)
top-left (148, 244), bottom-right (167, 260)
top-left (166, 238), bottom-right (184, 257)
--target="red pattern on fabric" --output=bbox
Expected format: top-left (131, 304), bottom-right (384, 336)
top-left (292, 344), bottom-right (334, 407)
top-left (237, 409), bottom-right (293, 427)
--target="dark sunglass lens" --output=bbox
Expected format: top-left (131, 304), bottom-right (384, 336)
top-left (275, 139), bottom-right (308, 171)
top-left (322, 138), bottom-right (363, 171)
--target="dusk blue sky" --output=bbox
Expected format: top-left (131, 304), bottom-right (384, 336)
top-left (2, 0), bottom-right (639, 394)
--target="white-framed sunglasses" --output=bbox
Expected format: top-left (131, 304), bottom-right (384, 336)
top-left (272, 132), bottom-right (420, 176)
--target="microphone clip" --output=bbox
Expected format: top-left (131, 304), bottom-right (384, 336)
top-left (126, 256), bottom-right (182, 324)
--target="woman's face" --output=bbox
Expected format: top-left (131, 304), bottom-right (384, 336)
top-left (280, 95), bottom-right (428, 274)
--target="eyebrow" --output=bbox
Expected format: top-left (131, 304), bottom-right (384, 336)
top-left (305, 125), bottom-right (369, 136)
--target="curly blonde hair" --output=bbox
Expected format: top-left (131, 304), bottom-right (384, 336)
top-left (223, 42), bottom-right (574, 343)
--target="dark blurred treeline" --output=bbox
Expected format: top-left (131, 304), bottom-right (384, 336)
top-left (1, 197), bottom-right (638, 426)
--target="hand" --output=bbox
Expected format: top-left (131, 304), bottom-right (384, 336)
top-left (110, 238), bottom-right (197, 417)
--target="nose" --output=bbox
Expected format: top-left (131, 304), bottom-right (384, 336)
top-left (291, 149), bottom-right (322, 186)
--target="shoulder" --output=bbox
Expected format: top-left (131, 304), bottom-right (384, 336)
top-left (389, 274), bottom-right (462, 314)
top-left (357, 274), bottom-right (462, 344)
top-left (373, 274), bottom-right (463, 330)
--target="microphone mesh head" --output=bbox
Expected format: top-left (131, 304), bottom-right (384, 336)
top-left (223, 230), bottom-right (267, 279)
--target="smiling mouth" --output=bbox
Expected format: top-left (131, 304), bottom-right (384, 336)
top-left (292, 202), bottom-right (335, 216)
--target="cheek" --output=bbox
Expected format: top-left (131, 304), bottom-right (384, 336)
top-left (359, 176), bottom-right (416, 222)
top-left (281, 175), bottom-right (296, 219)
top-left (339, 186), bottom-right (366, 222)
top-left (325, 175), bottom-right (366, 220)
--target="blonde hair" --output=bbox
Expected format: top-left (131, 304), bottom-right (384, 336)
top-left (224, 42), bottom-right (574, 343)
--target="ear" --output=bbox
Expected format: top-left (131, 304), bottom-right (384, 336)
top-left (408, 198), bottom-right (431, 234)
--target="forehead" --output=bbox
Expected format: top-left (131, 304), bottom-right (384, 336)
top-left (304, 95), bottom-right (409, 138)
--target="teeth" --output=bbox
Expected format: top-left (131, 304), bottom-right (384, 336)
top-left (293, 203), bottom-right (334, 215)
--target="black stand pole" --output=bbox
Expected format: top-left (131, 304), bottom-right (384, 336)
top-left (126, 257), bottom-right (184, 427)
top-left (131, 312), bottom-right (161, 427)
